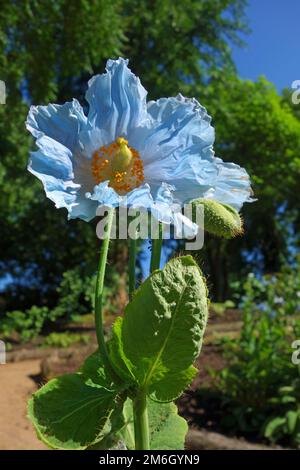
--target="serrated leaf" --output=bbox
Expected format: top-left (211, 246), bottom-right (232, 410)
top-left (149, 400), bottom-right (188, 450)
top-left (88, 399), bottom-right (133, 450)
top-left (108, 256), bottom-right (208, 401)
top-left (119, 399), bottom-right (187, 450)
top-left (80, 349), bottom-right (116, 388)
top-left (28, 352), bottom-right (127, 450)
top-left (148, 366), bottom-right (198, 402)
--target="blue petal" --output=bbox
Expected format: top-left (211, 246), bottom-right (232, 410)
top-left (124, 184), bottom-right (153, 210)
top-left (205, 157), bottom-right (254, 210)
top-left (173, 212), bottom-right (199, 238)
top-left (85, 58), bottom-right (149, 143)
top-left (150, 183), bottom-right (198, 236)
top-left (26, 99), bottom-right (87, 152)
top-left (142, 94), bottom-right (253, 210)
top-left (141, 95), bottom-right (216, 200)
top-left (28, 137), bottom-right (97, 222)
top-left (86, 181), bottom-right (121, 206)
top-left (143, 94), bottom-right (214, 164)
top-left (33, 136), bottom-right (74, 180)
top-left (68, 190), bottom-right (98, 222)
top-left (28, 151), bottom-right (79, 210)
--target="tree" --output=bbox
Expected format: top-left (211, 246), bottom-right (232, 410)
top-left (198, 77), bottom-right (300, 299)
top-left (0, 0), bottom-right (248, 311)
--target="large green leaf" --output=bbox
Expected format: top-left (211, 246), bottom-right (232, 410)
top-left (28, 353), bottom-right (127, 450)
top-left (149, 400), bottom-right (188, 450)
top-left (108, 256), bottom-right (208, 401)
top-left (79, 349), bottom-right (117, 388)
top-left (88, 399), bottom-right (134, 450)
top-left (118, 399), bottom-right (187, 450)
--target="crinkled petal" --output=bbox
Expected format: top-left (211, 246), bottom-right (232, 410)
top-left (142, 94), bottom-right (214, 165)
top-left (86, 58), bottom-right (149, 143)
top-left (87, 182), bottom-right (153, 211)
top-left (124, 184), bottom-right (153, 210)
top-left (86, 181), bottom-right (121, 207)
top-left (173, 212), bottom-right (199, 239)
top-left (203, 157), bottom-right (254, 210)
top-left (150, 184), bottom-right (198, 237)
top-left (26, 99), bottom-right (87, 152)
top-left (32, 136), bottom-right (74, 181)
top-left (68, 190), bottom-right (98, 222)
top-left (28, 137), bottom-right (97, 222)
top-left (139, 95), bottom-right (216, 202)
top-left (28, 151), bottom-right (79, 210)
top-left (140, 95), bottom-right (253, 210)
top-left (86, 179), bottom-right (198, 237)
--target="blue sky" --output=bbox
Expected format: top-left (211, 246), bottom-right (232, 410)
top-left (232, 0), bottom-right (299, 92)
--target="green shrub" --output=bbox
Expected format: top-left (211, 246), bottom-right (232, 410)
top-left (49, 267), bottom-right (119, 322)
top-left (48, 268), bottom-right (96, 322)
top-left (41, 332), bottom-right (90, 349)
top-left (0, 266), bottom-right (120, 343)
top-left (213, 263), bottom-right (300, 446)
top-left (264, 375), bottom-right (300, 446)
top-left (210, 300), bottom-right (235, 316)
top-left (0, 306), bottom-right (49, 342)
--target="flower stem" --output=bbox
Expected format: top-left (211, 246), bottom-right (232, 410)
top-left (133, 223), bottom-right (164, 450)
top-left (128, 236), bottom-right (137, 301)
top-left (94, 207), bottom-right (114, 366)
top-left (133, 390), bottom-right (150, 450)
top-left (150, 222), bottom-right (163, 272)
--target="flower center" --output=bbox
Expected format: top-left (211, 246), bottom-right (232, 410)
top-left (91, 137), bottom-right (144, 195)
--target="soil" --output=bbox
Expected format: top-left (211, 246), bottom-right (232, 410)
top-left (0, 360), bottom-right (47, 450)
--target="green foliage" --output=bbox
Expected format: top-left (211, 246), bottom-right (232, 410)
top-left (210, 300), bottom-right (235, 316)
top-left (148, 400), bottom-right (187, 450)
top-left (191, 199), bottom-right (243, 238)
top-left (0, 0), bottom-right (248, 310)
top-left (109, 256), bottom-right (208, 402)
top-left (264, 377), bottom-right (300, 446)
top-left (0, 266), bottom-right (119, 343)
top-left (49, 266), bottom-right (119, 322)
top-left (41, 332), bottom-right (90, 349)
top-left (28, 371), bottom-right (125, 450)
top-left (48, 268), bottom-right (96, 321)
top-left (213, 263), bottom-right (300, 445)
top-left (207, 77), bottom-right (300, 206)
top-left (199, 77), bottom-right (300, 299)
top-left (124, 0), bottom-right (248, 98)
top-left (116, 398), bottom-right (188, 450)
top-left (0, 306), bottom-right (49, 342)
top-left (28, 256), bottom-right (208, 450)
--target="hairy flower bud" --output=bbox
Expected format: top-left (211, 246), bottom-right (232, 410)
top-left (191, 198), bottom-right (243, 239)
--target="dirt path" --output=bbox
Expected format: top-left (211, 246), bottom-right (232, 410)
top-left (0, 360), bottom-right (47, 450)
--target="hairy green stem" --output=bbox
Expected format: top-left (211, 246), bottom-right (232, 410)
top-left (133, 223), bottom-right (163, 450)
top-left (128, 236), bottom-right (137, 301)
top-left (133, 390), bottom-right (150, 450)
top-left (150, 223), bottom-right (163, 272)
top-left (94, 208), bottom-right (114, 366)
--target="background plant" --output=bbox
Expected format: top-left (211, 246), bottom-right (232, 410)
top-left (213, 261), bottom-right (300, 445)
top-left (1, 0), bottom-right (299, 311)
top-left (0, 266), bottom-right (120, 342)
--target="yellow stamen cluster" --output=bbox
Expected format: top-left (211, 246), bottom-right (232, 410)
top-left (91, 137), bottom-right (144, 195)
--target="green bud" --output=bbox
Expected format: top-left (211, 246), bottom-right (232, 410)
top-left (191, 198), bottom-right (243, 239)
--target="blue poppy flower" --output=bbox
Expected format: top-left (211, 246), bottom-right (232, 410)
top-left (26, 58), bottom-right (253, 235)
